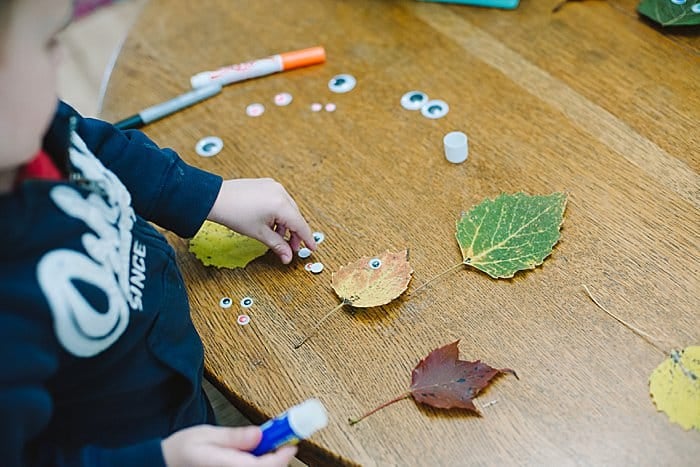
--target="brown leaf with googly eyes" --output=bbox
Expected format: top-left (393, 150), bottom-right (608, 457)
top-left (331, 249), bottom-right (413, 308)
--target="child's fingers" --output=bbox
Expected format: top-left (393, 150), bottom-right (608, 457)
top-left (289, 232), bottom-right (303, 253)
top-left (278, 206), bottom-right (316, 251)
top-left (207, 445), bottom-right (298, 467)
top-left (273, 222), bottom-right (289, 238)
top-left (256, 445), bottom-right (299, 467)
top-left (259, 228), bottom-right (294, 264)
top-left (210, 425), bottom-right (262, 450)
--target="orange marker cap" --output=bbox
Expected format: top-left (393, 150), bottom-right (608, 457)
top-left (280, 46), bottom-right (326, 71)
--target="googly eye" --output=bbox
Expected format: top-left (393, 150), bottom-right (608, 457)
top-left (273, 92), bottom-right (293, 106)
top-left (369, 258), bottom-right (382, 269)
top-left (312, 232), bottom-right (325, 244)
top-left (692, 2), bottom-right (700, 12)
top-left (421, 100), bottom-right (449, 119)
top-left (219, 297), bottom-right (233, 308)
top-left (237, 314), bottom-right (251, 326)
top-left (196, 136), bottom-right (224, 157)
top-left (246, 103), bottom-right (265, 117)
top-left (325, 103), bottom-right (337, 112)
top-left (310, 103), bottom-right (323, 112)
top-left (298, 247), bottom-right (312, 259)
top-left (401, 91), bottom-right (428, 110)
top-left (328, 74), bottom-right (357, 93)
top-left (309, 262), bottom-right (324, 274)
top-left (304, 262), bottom-right (314, 272)
top-left (240, 297), bottom-right (254, 308)
top-left (670, 0), bottom-right (686, 4)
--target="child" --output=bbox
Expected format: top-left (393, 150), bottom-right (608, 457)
top-left (0, 1), bottom-right (315, 465)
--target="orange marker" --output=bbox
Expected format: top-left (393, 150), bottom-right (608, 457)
top-left (190, 46), bottom-right (326, 88)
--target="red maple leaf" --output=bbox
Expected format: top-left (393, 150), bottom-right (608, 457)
top-left (349, 340), bottom-right (517, 424)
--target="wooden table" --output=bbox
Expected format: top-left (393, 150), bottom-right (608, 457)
top-left (101, 1), bottom-right (699, 464)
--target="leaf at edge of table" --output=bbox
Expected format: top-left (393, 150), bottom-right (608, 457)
top-left (649, 346), bottom-right (700, 431)
top-left (348, 340), bottom-right (517, 425)
top-left (189, 220), bottom-right (269, 268)
top-left (637, 0), bottom-right (700, 26)
top-left (456, 192), bottom-right (567, 279)
top-left (331, 249), bottom-right (413, 308)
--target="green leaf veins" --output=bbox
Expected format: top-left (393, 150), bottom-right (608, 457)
top-left (456, 192), bottom-right (567, 279)
top-left (637, 0), bottom-right (700, 27)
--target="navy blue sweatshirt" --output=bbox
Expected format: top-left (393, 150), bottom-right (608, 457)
top-left (0, 102), bottom-right (223, 466)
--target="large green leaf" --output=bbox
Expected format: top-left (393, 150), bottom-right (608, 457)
top-left (456, 192), bottom-right (567, 279)
top-left (638, 0), bottom-right (700, 26)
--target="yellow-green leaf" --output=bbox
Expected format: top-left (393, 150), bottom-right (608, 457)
top-left (331, 250), bottom-right (413, 308)
top-left (649, 346), bottom-right (700, 431)
top-left (189, 221), bottom-right (268, 268)
top-left (456, 192), bottom-right (567, 279)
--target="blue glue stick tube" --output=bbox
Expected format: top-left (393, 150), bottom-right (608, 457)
top-left (251, 399), bottom-right (328, 456)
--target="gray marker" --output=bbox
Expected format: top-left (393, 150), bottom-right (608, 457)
top-left (114, 83), bottom-right (222, 130)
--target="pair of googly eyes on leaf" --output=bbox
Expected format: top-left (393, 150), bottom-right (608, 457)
top-left (401, 91), bottom-right (449, 119)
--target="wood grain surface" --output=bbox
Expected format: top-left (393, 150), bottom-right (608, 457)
top-left (101, 1), bottom-right (699, 465)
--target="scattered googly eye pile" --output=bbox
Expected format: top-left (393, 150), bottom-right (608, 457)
top-left (239, 73), bottom-right (356, 121)
top-left (299, 231), bottom-right (326, 274)
top-left (218, 295), bottom-right (254, 325)
top-left (198, 73), bottom-right (452, 163)
top-left (239, 72), bottom-right (355, 121)
top-left (217, 231), bottom-right (329, 323)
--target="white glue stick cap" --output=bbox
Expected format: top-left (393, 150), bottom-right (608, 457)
top-left (443, 131), bottom-right (468, 164)
top-left (288, 398), bottom-right (328, 438)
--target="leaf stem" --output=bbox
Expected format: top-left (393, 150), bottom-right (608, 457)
top-left (410, 262), bottom-right (464, 295)
top-left (348, 392), bottom-right (412, 425)
top-left (582, 285), bottom-right (668, 355)
top-left (293, 302), bottom-right (347, 349)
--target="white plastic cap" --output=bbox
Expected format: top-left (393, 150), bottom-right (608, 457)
top-left (190, 72), bottom-right (212, 89)
top-left (443, 131), bottom-right (468, 164)
top-left (287, 399), bottom-right (328, 438)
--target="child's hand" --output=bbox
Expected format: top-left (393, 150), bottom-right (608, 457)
top-left (207, 178), bottom-right (316, 264)
top-left (161, 425), bottom-right (297, 467)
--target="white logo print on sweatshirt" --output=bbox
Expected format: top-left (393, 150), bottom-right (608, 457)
top-left (37, 132), bottom-right (147, 357)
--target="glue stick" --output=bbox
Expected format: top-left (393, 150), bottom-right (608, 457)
top-left (251, 398), bottom-right (328, 456)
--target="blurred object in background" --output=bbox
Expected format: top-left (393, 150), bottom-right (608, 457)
top-left (59, 0), bottom-right (146, 117)
top-left (74, 0), bottom-right (124, 18)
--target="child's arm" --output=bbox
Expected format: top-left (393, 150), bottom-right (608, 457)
top-left (49, 102), bottom-right (315, 261)
top-left (48, 101), bottom-right (221, 239)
